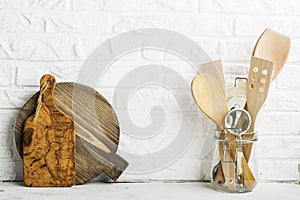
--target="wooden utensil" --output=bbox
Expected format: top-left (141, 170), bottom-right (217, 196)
top-left (243, 57), bottom-right (274, 161)
top-left (191, 72), bottom-right (228, 186)
top-left (201, 60), bottom-right (227, 94)
top-left (199, 60), bottom-right (227, 186)
top-left (23, 74), bottom-right (76, 187)
top-left (191, 73), bottom-right (256, 189)
top-left (252, 29), bottom-right (290, 81)
top-left (191, 73), bottom-right (227, 131)
top-left (16, 82), bottom-right (128, 184)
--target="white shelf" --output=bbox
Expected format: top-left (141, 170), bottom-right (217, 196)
top-left (1, 182), bottom-right (299, 200)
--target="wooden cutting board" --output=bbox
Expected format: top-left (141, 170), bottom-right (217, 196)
top-left (15, 82), bottom-right (128, 185)
top-left (23, 74), bottom-right (76, 187)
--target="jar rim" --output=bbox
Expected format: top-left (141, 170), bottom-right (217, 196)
top-left (214, 130), bottom-right (258, 142)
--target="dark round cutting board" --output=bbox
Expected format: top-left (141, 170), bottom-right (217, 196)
top-left (15, 82), bottom-right (128, 184)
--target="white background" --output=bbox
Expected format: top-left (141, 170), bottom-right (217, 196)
top-left (0, 0), bottom-right (299, 182)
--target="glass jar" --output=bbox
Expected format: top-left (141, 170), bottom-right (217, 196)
top-left (211, 131), bottom-right (258, 193)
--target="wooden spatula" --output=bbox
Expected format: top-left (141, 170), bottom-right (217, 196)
top-left (252, 29), bottom-right (290, 81)
top-left (23, 74), bottom-right (76, 187)
top-left (243, 57), bottom-right (274, 161)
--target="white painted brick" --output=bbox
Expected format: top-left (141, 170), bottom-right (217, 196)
top-left (234, 16), bottom-right (300, 37)
top-left (114, 87), bottom-right (196, 112)
top-left (139, 39), bottom-right (213, 63)
top-left (216, 39), bottom-right (254, 61)
top-left (258, 136), bottom-right (300, 159)
top-left (191, 38), bottom-right (220, 61)
top-left (0, 135), bottom-right (12, 147)
top-left (0, 12), bottom-right (45, 33)
top-left (112, 15), bottom-right (233, 37)
top-left (0, 0), bottom-right (67, 10)
top-left (16, 62), bottom-right (82, 86)
top-left (106, 0), bottom-right (198, 13)
top-left (0, 148), bottom-right (13, 159)
top-left (0, 88), bottom-right (37, 108)
top-left (73, 0), bottom-right (199, 12)
top-left (45, 12), bottom-right (111, 34)
top-left (288, 39), bottom-right (300, 63)
top-left (277, 65), bottom-right (300, 90)
top-left (0, 34), bottom-right (112, 61)
top-left (119, 134), bottom-right (202, 158)
top-left (185, 38), bottom-right (256, 62)
top-left (72, 0), bottom-right (105, 11)
top-left (118, 132), bottom-right (214, 181)
top-left (96, 59), bottom-right (164, 87)
top-left (0, 63), bottom-right (13, 86)
top-left (119, 158), bottom-right (202, 181)
top-left (259, 159), bottom-right (298, 181)
top-left (0, 161), bottom-right (22, 181)
top-left (256, 112), bottom-right (300, 135)
top-left (0, 34), bottom-right (85, 61)
top-left (0, 110), bottom-right (18, 135)
top-left (95, 87), bottom-right (115, 103)
top-left (223, 62), bottom-right (249, 76)
top-left (141, 49), bottom-right (180, 61)
top-left (264, 90), bottom-right (299, 112)
top-left (199, 0), bottom-right (300, 16)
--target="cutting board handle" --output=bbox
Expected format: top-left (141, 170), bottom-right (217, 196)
top-left (39, 74), bottom-right (56, 107)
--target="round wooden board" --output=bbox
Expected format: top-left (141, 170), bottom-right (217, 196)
top-left (15, 82), bottom-right (128, 184)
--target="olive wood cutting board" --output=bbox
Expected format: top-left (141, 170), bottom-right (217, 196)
top-left (16, 82), bottom-right (128, 185)
top-left (23, 74), bottom-right (76, 187)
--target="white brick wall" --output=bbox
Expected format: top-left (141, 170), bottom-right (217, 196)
top-left (0, 0), bottom-right (299, 182)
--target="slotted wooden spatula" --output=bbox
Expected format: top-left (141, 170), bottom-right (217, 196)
top-left (252, 29), bottom-right (290, 81)
top-left (23, 74), bottom-right (76, 187)
top-left (243, 57), bottom-right (274, 161)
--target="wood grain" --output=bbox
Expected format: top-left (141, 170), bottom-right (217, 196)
top-left (201, 60), bottom-right (226, 94)
top-left (191, 73), bottom-right (227, 131)
top-left (252, 29), bottom-right (290, 81)
top-left (192, 73), bottom-right (255, 189)
top-left (16, 82), bottom-right (128, 184)
top-left (23, 74), bottom-right (76, 187)
top-left (243, 57), bottom-right (274, 161)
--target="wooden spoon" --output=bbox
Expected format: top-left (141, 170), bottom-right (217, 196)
top-left (198, 61), bottom-right (228, 186)
top-left (252, 29), bottom-right (290, 81)
top-left (191, 73), bottom-right (227, 131)
top-left (191, 72), bottom-right (229, 187)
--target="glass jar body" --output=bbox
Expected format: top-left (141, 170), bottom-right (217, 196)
top-left (211, 131), bottom-right (258, 193)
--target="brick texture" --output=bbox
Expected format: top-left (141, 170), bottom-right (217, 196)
top-left (0, 0), bottom-right (299, 183)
